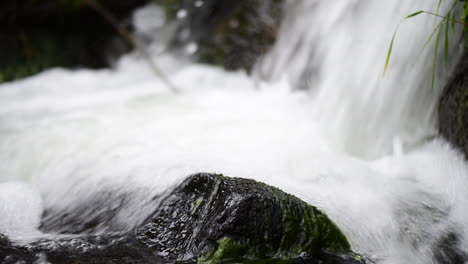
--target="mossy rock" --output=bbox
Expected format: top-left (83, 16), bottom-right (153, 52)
top-left (439, 50), bottom-right (468, 159)
top-left (137, 174), bottom-right (364, 263)
top-left (160, 0), bottom-right (283, 72)
top-left (1, 174), bottom-right (365, 263)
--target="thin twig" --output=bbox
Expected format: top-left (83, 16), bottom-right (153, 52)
top-left (423, 11), bottom-right (468, 26)
top-left (82, 0), bottom-right (179, 93)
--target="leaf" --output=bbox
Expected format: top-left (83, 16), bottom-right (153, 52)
top-left (432, 25), bottom-right (443, 90)
top-left (406, 11), bottom-right (424, 18)
top-left (421, 22), bottom-right (443, 54)
top-left (436, 0), bottom-right (443, 15)
top-left (463, 2), bottom-right (468, 25)
top-left (452, 10), bottom-right (456, 32)
top-left (383, 29), bottom-right (398, 76)
top-left (445, 15), bottom-right (450, 67)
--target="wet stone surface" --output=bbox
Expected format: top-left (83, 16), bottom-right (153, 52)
top-left (439, 50), bottom-right (468, 160)
top-left (1, 174), bottom-right (365, 264)
top-left (161, 0), bottom-right (283, 72)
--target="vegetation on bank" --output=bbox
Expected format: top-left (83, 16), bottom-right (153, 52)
top-left (0, 0), bottom-right (284, 84)
top-left (0, 0), bottom-right (148, 83)
top-left (384, 0), bottom-right (468, 88)
top-left (380, 0), bottom-right (468, 160)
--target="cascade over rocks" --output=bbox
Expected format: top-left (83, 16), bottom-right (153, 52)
top-left (439, 51), bottom-right (468, 160)
top-left (161, 0), bottom-right (283, 72)
top-left (0, 174), bottom-right (365, 264)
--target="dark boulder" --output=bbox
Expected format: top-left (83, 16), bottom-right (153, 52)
top-left (1, 174), bottom-right (365, 264)
top-left (137, 173), bottom-right (363, 263)
top-left (161, 0), bottom-right (283, 72)
top-left (439, 51), bottom-right (468, 159)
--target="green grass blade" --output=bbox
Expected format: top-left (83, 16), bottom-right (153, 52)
top-left (406, 11), bottom-right (424, 18)
top-left (445, 15), bottom-right (450, 67)
top-left (383, 29), bottom-right (398, 77)
top-left (422, 22), bottom-right (443, 54)
top-left (436, 0), bottom-right (443, 14)
top-left (432, 25), bottom-right (443, 90)
top-left (452, 10), bottom-right (456, 32)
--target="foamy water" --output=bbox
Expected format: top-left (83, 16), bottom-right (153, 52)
top-left (0, 1), bottom-right (467, 263)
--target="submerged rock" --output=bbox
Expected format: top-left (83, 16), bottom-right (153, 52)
top-left (439, 51), bottom-right (468, 159)
top-left (1, 174), bottom-right (365, 264)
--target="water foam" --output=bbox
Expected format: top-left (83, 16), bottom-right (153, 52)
top-left (0, 182), bottom-right (43, 240)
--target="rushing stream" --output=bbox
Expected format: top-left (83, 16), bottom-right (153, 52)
top-left (1, 1), bottom-right (468, 263)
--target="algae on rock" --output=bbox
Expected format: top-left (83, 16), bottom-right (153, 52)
top-left (137, 173), bottom-right (364, 264)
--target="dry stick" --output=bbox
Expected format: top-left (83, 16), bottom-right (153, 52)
top-left (82, 0), bottom-right (179, 93)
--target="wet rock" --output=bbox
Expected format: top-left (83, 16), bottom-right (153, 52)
top-left (433, 232), bottom-right (467, 264)
top-left (161, 0), bottom-right (283, 72)
top-left (0, 235), bottom-right (34, 263)
top-left (439, 51), bottom-right (468, 159)
top-left (1, 174), bottom-right (365, 264)
top-left (1, 232), bottom-right (182, 264)
top-left (137, 173), bottom-right (364, 263)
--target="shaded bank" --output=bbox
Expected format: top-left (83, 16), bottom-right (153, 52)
top-left (0, 0), bottom-right (150, 83)
top-left (439, 50), bottom-right (468, 159)
top-left (0, 0), bottom-right (284, 83)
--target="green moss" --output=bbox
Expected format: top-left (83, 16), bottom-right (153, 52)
top-left (198, 237), bottom-right (297, 264)
top-left (277, 193), bottom-right (351, 258)
top-left (199, 236), bottom-right (361, 264)
top-left (138, 174), bottom-right (364, 263)
top-left (199, 237), bottom-right (248, 264)
top-left (197, 181), bottom-right (355, 264)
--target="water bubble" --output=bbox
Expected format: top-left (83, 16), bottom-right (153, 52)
top-left (229, 19), bottom-right (240, 29)
top-left (177, 9), bottom-right (188, 19)
top-left (185, 42), bottom-right (198, 55)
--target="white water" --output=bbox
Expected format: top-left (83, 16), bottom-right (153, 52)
top-left (257, 0), bottom-right (464, 159)
top-left (1, 1), bottom-right (468, 263)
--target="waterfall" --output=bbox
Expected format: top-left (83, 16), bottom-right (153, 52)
top-left (256, 0), bottom-right (464, 159)
top-left (0, 1), bottom-right (468, 263)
